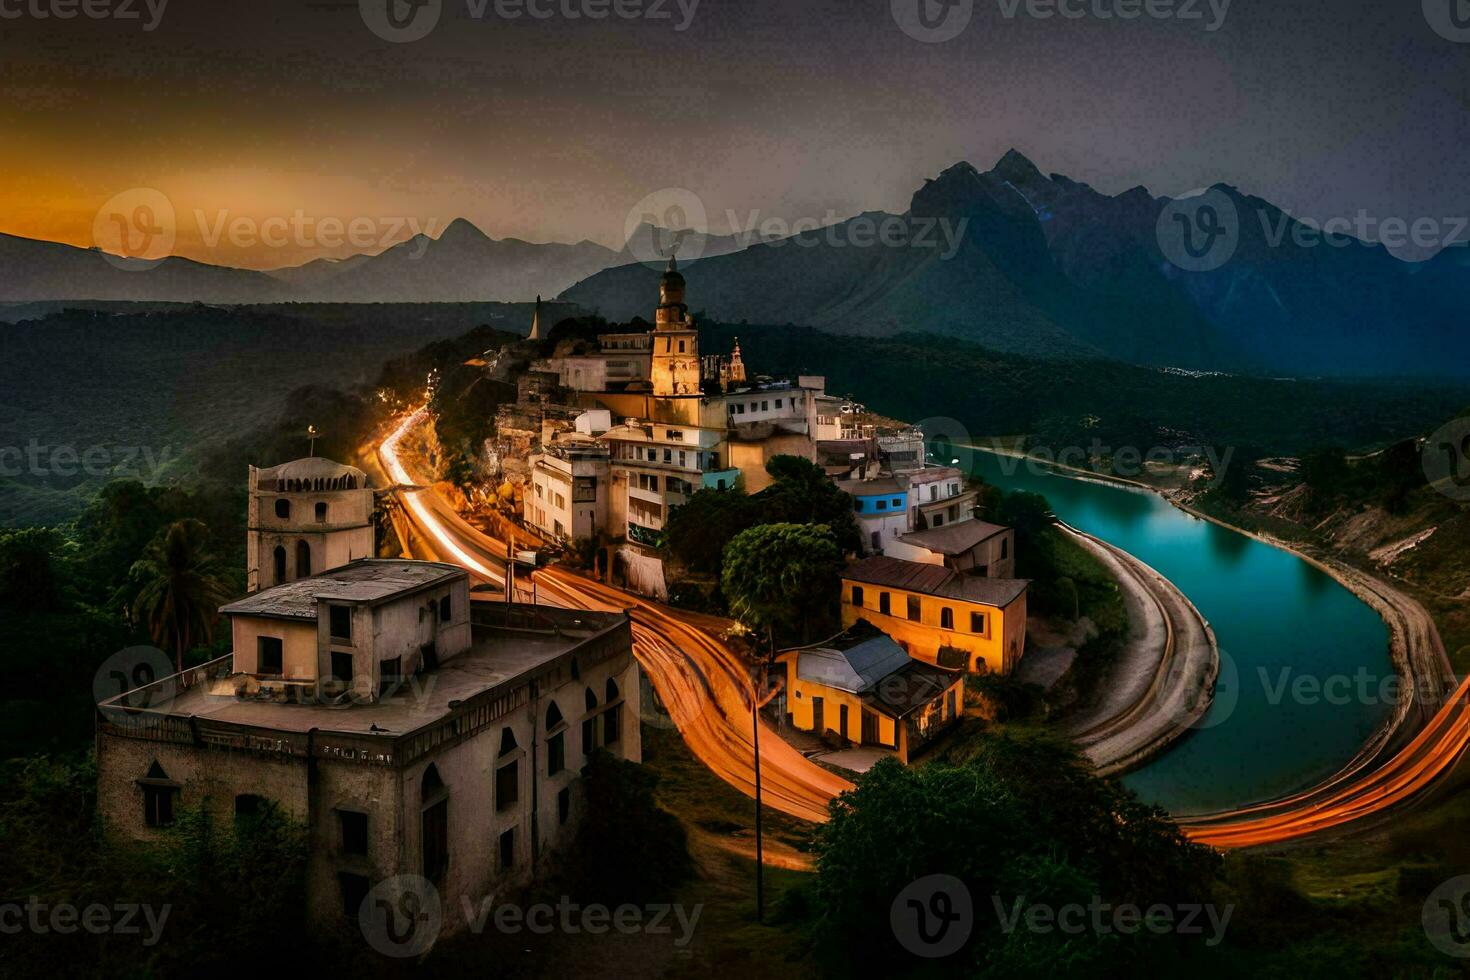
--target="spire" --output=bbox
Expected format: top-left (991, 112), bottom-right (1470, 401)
top-left (529, 295), bottom-right (542, 341)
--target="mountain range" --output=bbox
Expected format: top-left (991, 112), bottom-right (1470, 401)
top-left (564, 152), bottom-right (1469, 378)
top-left (3, 154), bottom-right (1465, 378)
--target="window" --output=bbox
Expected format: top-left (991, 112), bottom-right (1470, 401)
top-left (761, 401), bottom-right (769, 411)
top-left (851, 585), bottom-right (865, 607)
top-left (876, 499), bottom-right (887, 511)
top-left (893, 497), bottom-right (904, 508)
top-left (907, 596), bottom-right (921, 621)
top-left (272, 545), bottom-right (286, 583)
top-left (853, 498), bottom-right (862, 511)
top-left (331, 651), bottom-right (354, 685)
top-left (380, 656), bottom-right (402, 696)
top-left (140, 762), bottom-right (176, 827)
top-left (234, 793), bottom-right (265, 823)
top-left (329, 604), bottom-right (352, 642)
top-left (257, 636), bottom-right (284, 676)
top-left (663, 448), bottom-right (672, 463)
top-left (970, 611), bottom-right (986, 634)
top-left (339, 810), bottom-right (368, 855)
top-left (879, 593), bottom-right (891, 615)
top-left (546, 702), bottom-right (566, 776)
top-left (315, 501), bottom-right (328, 523)
top-left (558, 788), bottom-right (571, 825)
top-left (933, 514), bottom-right (945, 527)
top-left (499, 828), bottom-right (515, 871)
top-left (496, 759), bottom-right (519, 811)
top-left (1001, 538), bottom-right (1009, 560)
top-left (421, 765), bottom-right (448, 883)
top-left (604, 677), bottom-right (622, 744)
top-left (582, 687), bottom-right (598, 756)
top-left (339, 872), bottom-right (370, 919)
top-left (275, 499), bottom-right (291, 519)
top-left (775, 399), bottom-right (782, 409)
top-left (438, 595), bottom-right (452, 622)
top-left (930, 485), bottom-right (938, 501)
top-left (295, 539), bottom-right (311, 578)
top-left (940, 608), bottom-right (954, 630)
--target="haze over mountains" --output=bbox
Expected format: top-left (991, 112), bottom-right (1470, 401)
top-left (4, 152), bottom-right (1466, 379)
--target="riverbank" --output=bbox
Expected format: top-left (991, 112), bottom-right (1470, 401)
top-left (1055, 523), bottom-right (1220, 777)
top-left (973, 444), bottom-right (1455, 827)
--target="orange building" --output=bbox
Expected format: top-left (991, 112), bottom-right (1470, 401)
top-left (841, 556), bottom-right (1028, 674)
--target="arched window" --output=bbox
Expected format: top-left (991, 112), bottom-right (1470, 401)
top-left (275, 498), bottom-right (291, 519)
top-left (603, 678), bottom-right (622, 745)
top-left (295, 540), bottom-right (311, 578)
top-left (496, 728), bottom-right (519, 812)
top-left (499, 727), bottom-right (518, 756)
top-left (315, 502), bottom-right (328, 523)
top-left (139, 761), bottom-right (178, 827)
top-left (420, 764), bottom-right (448, 883)
top-left (272, 545), bottom-right (286, 584)
top-left (545, 702), bottom-right (566, 776)
top-left (582, 688), bottom-right (599, 756)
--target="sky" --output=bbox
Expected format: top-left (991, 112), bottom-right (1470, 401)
top-left (2, 0), bottom-right (1468, 268)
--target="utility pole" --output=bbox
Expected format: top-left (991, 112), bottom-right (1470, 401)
top-left (752, 662), bottom-right (765, 924)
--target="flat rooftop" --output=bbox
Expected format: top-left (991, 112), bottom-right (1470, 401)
top-left (221, 559), bottom-right (464, 621)
top-left (102, 610), bottom-right (627, 736)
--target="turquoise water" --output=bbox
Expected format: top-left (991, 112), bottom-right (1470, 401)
top-left (969, 450), bottom-right (1393, 815)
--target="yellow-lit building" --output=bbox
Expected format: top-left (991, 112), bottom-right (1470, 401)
top-left (841, 555), bottom-right (1028, 675)
top-left (778, 621), bottom-right (964, 763)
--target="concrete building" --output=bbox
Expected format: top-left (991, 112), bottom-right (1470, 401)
top-left (96, 559), bottom-right (639, 937)
top-left (892, 520), bottom-right (1017, 578)
top-left (838, 476), bottom-right (911, 556)
top-left (905, 466), bottom-right (979, 532)
top-left (777, 620), bottom-right (963, 763)
top-left (840, 555), bottom-right (1028, 674)
top-left (527, 434), bottom-right (611, 544)
top-left (247, 457), bottom-right (375, 593)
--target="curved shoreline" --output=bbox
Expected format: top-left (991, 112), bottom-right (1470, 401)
top-left (1054, 523), bottom-right (1221, 777)
top-left (972, 445), bottom-right (1455, 832)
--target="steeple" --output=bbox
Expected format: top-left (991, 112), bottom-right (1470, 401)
top-left (729, 337), bottom-right (746, 384)
top-left (529, 295), bottom-right (542, 341)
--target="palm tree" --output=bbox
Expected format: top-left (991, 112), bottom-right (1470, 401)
top-left (129, 520), bottom-right (233, 673)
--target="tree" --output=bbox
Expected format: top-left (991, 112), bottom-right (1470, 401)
top-left (573, 749), bottom-right (692, 903)
top-left (997, 490), bottom-right (1053, 544)
top-left (721, 523), bottom-right (844, 645)
top-left (662, 486), bottom-right (759, 575)
top-left (755, 455), bottom-right (861, 554)
top-left (0, 527), bottom-right (66, 611)
top-left (811, 734), bottom-right (1221, 974)
top-left (129, 520), bottom-right (233, 673)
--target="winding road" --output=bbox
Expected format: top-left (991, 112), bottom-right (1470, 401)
top-left (376, 409), bottom-right (1470, 848)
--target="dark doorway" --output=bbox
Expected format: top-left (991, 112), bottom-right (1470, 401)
top-left (839, 704), bottom-right (850, 742)
top-left (812, 696), bottom-right (825, 734)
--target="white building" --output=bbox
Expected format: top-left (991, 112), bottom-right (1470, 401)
top-left (247, 457), bottom-right (375, 593)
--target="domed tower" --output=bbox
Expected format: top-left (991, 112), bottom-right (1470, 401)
top-left (247, 457), bottom-right (375, 592)
top-left (651, 255), bottom-right (701, 396)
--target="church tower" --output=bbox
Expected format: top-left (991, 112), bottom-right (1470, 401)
top-left (728, 337), bottom-right (747, 385)
top-left (651, 255), bottom-right (701, 396)
top-left (247, 457), bottom-right (375, 592)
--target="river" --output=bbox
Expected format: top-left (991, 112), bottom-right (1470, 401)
top-left (969, 450), bottom-right (1394, 816)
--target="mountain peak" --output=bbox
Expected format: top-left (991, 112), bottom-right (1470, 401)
top-left (992, 148), bottom-right (1043, 183)
top-left (438, 217), bottom-right (489, 244)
